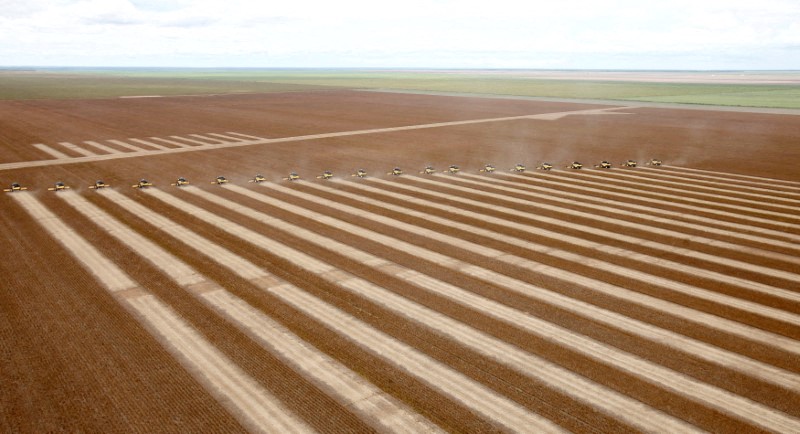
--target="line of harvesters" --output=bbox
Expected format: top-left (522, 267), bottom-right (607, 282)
top-left (3, 159), bottom-right (662, 192)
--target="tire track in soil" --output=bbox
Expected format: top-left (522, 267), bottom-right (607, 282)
top-left (88, 189), bottom-right (445, 434)
top-left (141, 187), bottom-right (577, 433)
top-left (9, 193), bottom-right (307, 433)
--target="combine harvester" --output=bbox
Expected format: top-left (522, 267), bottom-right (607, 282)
top-left (479, 164), bottom-right (496, 173)
top-left (3, 182), bottom-right (27, 192)
top-left (622, 160), bottom-right (638, 167)
top-left (316, 171), bottom-right (334, 180)
top-left (420, 166), bottom-right (436, 175)
top-left (351, 169), bottom-right (367, 178)
top-left (536, 163), bottom-right (553, 171)
top-left (511, 163), bottom-right (526, 172)
top-left (47, 181), bottom-right (71, 192)
top-left (387, 167), bottom-right (403, 176)
top-left (283, 172), bottom-right (301, 181)
top-left (88, 180), bottom-right (109, 190)
top-left (171, 177), bottom-right (190, 187)
top-left (566, 161), bottom-right (583, 170)
top-left (211, 176), bottom-right (230, 185)
top-left (647, 158), bottom-right (663, 166)
top-left (248, 174), bottom-right (266, 183)
top-left (594, 161), bottom-right (613, 169)
top-left (132, 179), bottom-right (153, 189)
top-left (443, 165), bottom-right (460, 174)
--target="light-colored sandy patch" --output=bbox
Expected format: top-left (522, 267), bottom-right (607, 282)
top-left (208, 132), bottom-right (249, 142)
top-left (11, 193), bottom-right (138, 291)
top-left (57, 192), bottom-right (205, 286)
top-left (270, 285), bottom-right (569, 433)
top-left (170, 135), bottom-right (215, 146)
top-left (107, 139), bottom-right (150, 152)
top-left (100, 189), bottom-right (268, 281)
top-left (418, 175), bottom-right (800, 281)
top-left (501, 172), bottom-right (800, 244)
top-left (270, 179), bottom-right (800, 355)
top-left (572, 170), bottom-right (800, 215)
top-left (664, 166), bottom-right (800, 189)
top-left (83, 141), bottom-right (121, 154)
top-left (128, 294), bottom-right (313, 434)
top-left (226, 131), bottom-right (269, 140)
top-left (32, 143), bottom-right (70, 159)
top-left (58, 142), bottom-right (96, 157)
top-left (613, 168), bottom-right (800, 201)
top-left (315, 179), bottom-right (800, 312)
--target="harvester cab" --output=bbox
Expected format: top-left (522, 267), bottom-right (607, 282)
top-left (249, 174), bottom-right (266, 183)
top-left (595, 161), bottom-right (612, 169)
top-left (480, 164), bottom-right (496, 173)
top-left (566, 162), bottom-right (583, 169)
top-left (172, 177), bottom-right (189, 187)
top-left (47, 181), bottom-right (71, 191)
top-left (622, 160), bottom-right (637, 167)
top-left (132, 179), bottom-right (153, 189)
top-left (352, 169), bottom-right (367, 178)
top-left (284, 172), bottom-right (300, 181)
top-left (511, 164), bottom-right (526, 172)
top-left (420, 166), bottom-right (436, 175)
top-left (3, 182), bottom-right (27, 192)
top-left (212, 176), bottom-right (229, 185)
top-left (89, 180), bottom-right (108, 189)
top-left (647, 159), bottom-right (663, 166)
top-left (536, 163), bottom-right (553, 171)
top-left (317, 171), bottom-right (334, 180)
top-left (444, 165), bottom-right (460, 174)
top-left (388, 167), bottom-right (403, 176)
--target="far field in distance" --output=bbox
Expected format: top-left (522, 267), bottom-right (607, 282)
top-left (2, 68), bottom-right (799, 109)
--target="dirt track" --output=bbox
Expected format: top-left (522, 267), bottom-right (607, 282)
top-left (1, 90), bottom-right (799, 432)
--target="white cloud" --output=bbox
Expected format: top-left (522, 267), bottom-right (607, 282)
top-left (1, 0), bottom-right (798, 68)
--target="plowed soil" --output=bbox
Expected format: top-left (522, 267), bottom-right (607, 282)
top-left (1, 90), bottom-right (798, 432)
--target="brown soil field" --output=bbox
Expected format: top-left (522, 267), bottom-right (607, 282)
top-left (1, 90), bottom-right (799, 432)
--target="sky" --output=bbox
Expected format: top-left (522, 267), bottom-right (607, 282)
top-left (1, 0), bottom-right (799, 69)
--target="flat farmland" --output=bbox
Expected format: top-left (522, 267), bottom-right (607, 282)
top-left (1, 90), bottom-right (799, 432)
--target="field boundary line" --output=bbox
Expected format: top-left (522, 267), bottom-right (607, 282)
top-left (0, 106), bottom-right (628, 171)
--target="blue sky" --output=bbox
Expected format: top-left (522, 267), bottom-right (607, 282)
top-left (1, 0), bottom-right (798, 69)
